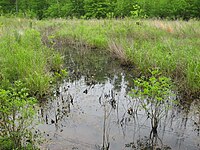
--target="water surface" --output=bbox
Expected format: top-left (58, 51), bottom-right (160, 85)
top-left (38, 47), bottom-right (200, 150)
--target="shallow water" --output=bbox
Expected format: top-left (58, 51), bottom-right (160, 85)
top-left (38, 47), bottom-right (200, 150)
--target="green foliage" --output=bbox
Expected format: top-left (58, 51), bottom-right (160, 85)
top-left (129, 69), bottom-right (175, 129)
top-left (0, 27), bottom-right (64, 98)
top-left (114, 0), bottom-right (135, 17)
top-left (50, 53), bottom-right (64, 72)
top-left (135, 0), bottom-right (200, 20)
top-left (44, 3), bottom-right (62, 18)
top-left (0, 81), bottom-right (38, 150)
top-left (54, 69), bottom-right (68, 82)
top-left (0, 29), bottom-right (48, 96)
top-left (0, 0), bottom-right (199, 19)
top-left (68, 0), bottom-right (85, 18)
top-left (44, 0), bottom-right (84, 18)
top-left (84, 0), bottom-right (112, 19)
top-left (130, 4), bottom-right (147, 19)
top-left (131, 69), bottom-right (173, 104)
top-left (0, 0), bottom-right (16, 13)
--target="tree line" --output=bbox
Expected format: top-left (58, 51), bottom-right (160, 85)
top-left (0, 0), bottom-right (199, 19)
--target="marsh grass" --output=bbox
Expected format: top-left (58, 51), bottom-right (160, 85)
top-left (108, 40), bottom-right (129, 64)
top-left (1, 17), bottom-right (199, 97)
top-left (0, 17), bottom-right (63, 149)
top-left (0, 17), bottom-right (63, 98)
top-left (47, 19), bottom-right (200, 96)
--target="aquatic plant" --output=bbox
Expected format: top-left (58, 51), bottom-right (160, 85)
top-left (129, 69), bottom-right (175, 133)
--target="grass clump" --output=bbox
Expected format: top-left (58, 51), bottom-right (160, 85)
top-left (54, 20), bottom-right (108, 48)
top-left (0, 23), bottom-right (64, 98)
top-left (0, 29), bottom-right (43, 96)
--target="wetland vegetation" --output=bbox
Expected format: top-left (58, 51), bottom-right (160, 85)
top-left (0, 16), bottom-right (200, 150)
top-left (0, 0), bottom-right (200, 149)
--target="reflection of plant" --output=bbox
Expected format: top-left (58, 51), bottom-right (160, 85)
top-left (130, 69), bottom-right (175, 131)
top-left (125, 135), bottom-right (171, 150)
top-left (0, 81), bottom-right (38, 149)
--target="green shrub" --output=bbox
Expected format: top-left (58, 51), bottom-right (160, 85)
top-left (129, 69), bottom-right (175, 130)
top-left (1, 0), bottom-right (200, 19)
top-left (135, 0), bottom-right (200, 20)
top-left (84, 0), bottom-right (112, 19)
top-left (0, 81), bottom-right (38, 150)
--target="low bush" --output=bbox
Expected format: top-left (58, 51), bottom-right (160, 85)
top-left (0, 81), bottom-right (38, 150)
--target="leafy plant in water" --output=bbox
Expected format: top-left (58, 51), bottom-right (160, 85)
top-left (54, 69), bottom-right (68, 82)
top-left (129, 69), bottom-right (175, 133)
top-left (0, 81), bottom-right (38, 150)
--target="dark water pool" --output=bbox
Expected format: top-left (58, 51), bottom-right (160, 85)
top-left (38, 47), bottom-right (200, 150)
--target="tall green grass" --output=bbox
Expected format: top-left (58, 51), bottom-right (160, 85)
top-left (48, 19), bottom-right (200, 95)
top-left (0, 17), bottom-right (67, 149)
top-left (0, 17), bottom-right (63, 98)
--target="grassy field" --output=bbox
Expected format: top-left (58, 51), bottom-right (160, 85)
top-left (0, 17), bottom-right (199, 97)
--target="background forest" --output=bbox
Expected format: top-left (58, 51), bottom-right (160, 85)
top-left (0, 0), bottom-right (200, 19)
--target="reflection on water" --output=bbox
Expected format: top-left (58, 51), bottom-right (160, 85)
top-left (38, 47), bottom-right (200, 150)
